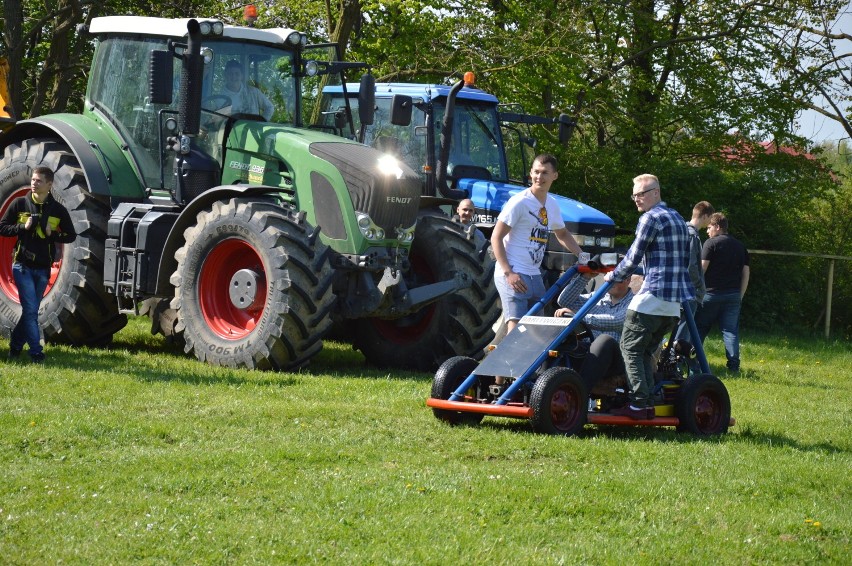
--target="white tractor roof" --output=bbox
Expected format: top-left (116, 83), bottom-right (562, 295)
top-left (89, 16), bottom-right (302, 46)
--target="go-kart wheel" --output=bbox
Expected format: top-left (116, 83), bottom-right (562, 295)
top-left (675, 374), bottom-right (731, 435)
top-left (430, 356), bottom-right (484, 426)
top-left (530, 367), bottom-right (588, 435)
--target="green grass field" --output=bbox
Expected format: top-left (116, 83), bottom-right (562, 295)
top-left (1, 317), bottom-right (849, 564)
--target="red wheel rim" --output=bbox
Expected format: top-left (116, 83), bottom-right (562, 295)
top-left (693, 391), bottom-right (723, 434)
top-left (197, 238), bottom-right (267, 340)
top-left (551, 384), bottom-right (582, 431)
top-left (0, 187), bottom-right (62, 303)
top-left (371, 252), bottom-right (436, 343)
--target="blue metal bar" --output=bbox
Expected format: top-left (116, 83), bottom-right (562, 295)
top-left (496, 280), bottom-right (614, 405)
top-left (448, 266), bottom-right (581, 401)
top-left (525, 266), bottom-right (580, 316)
top-left (682, 301), bottom-right (711, 374)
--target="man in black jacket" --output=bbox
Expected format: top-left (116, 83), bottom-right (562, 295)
top-left (0, 166), bottom-right (77, 362)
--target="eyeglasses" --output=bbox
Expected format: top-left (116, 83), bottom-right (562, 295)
top-left (630, 187), bottom-right (656, 201)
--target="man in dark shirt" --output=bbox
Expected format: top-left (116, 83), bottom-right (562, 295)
top-left (0, 166), bottom-right (77, 363)
top-left (694, 212), bottom-right (750, 373)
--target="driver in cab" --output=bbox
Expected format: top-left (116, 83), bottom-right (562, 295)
top-left (208, 59), bottom-right (274, 121)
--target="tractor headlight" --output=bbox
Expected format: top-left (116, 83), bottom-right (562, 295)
top-left (356, 213), bottom-right (385, 241)
top-left (376, 154), bottom-right (403, 179)
top-left (396, 223), bottom-right (416, 243)
top-left (304, 60), bottom-right (319, 77)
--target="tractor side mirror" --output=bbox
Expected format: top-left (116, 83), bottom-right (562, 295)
top-left (358, 73), bottom-right (375, 126)
top-left (149, 50), bottom-right (174, 105)
top-left (390, 95), bottom-right (413, 126)
top-left (558, 113), bottom-right (575, 145)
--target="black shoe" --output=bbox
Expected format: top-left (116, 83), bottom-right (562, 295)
top-left (612, 404), bottom-right (648, 420)
top-left (30, 353), bottom-right (46, 364)
top-left (8, 349), bottom-right (22, 361)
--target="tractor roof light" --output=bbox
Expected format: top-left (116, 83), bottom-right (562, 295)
top-left (197, 20), bottom-right (224, 36)
top-left (286, 31), bottom-right (305, 45)
top-left (464, 71), bottom-right (476, 86)
top-left (243, 5), bottom-right (259, 26)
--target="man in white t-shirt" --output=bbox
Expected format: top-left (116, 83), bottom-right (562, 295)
top-left (491, 154), bottom-right (584, 335)
top-left (217, 59), bottom-right (274, 121)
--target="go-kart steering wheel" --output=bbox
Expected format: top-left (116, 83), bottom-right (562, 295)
top-left (575, 320), bottom-right (595, 342)
top-left (559, 312), bottom-right (595, 342)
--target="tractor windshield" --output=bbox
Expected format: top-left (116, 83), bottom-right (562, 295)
top-left (87, 37), bottom-right (299, 191)
top-left (434, 102), bottom-right (508, 182)
top-left (199, 42), bottom-right (297, 125)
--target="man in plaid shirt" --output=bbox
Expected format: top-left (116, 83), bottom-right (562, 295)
top-left (604, 174), bottom-right (694, 419)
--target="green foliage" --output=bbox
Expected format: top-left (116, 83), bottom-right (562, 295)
top-left (1, 319), bottom-right (850, 563)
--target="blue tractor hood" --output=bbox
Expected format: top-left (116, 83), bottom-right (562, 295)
top-left (457, 177), bottom-right (616, 237)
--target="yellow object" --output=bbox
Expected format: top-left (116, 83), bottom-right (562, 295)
top-left (1, 57), bottom-right (14, 121)
top-left (654, 404), bottom-right (675, 417)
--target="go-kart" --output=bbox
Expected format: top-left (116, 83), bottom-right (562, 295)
top-left (426, 255), bottom-right (735, 436)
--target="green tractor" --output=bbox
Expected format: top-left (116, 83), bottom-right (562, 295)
top-left (0, 16), bottom-right (497, 371)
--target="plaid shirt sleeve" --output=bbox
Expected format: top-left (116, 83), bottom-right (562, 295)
top-left (612, 211), bottom-right (659, 282)
top-left (556, 274), bottom-right (589, 310)
top-left (584, 292), bottom-right (632, 339)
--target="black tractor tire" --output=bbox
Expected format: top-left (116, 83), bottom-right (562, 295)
top-left (170, 199), bottom-right (335, 370)
top-left (430, 355), bottom-right (484, 426)
top-left (530, 367), bottom-right (588, 436)
top-left (675, 373), bottom-right (731, 435)
top-left (351, 212), bottom-right (500, 371)
top-left (138, 297), bottom-right (184, 345)
top-left (0, 138), bottom-right (126, 345)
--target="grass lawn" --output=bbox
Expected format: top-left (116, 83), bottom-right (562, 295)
top-left (1, 317), bottom-right (849, 564)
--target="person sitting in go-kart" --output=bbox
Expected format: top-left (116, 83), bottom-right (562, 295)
top-left (553, 271), bottom-right (638, 394)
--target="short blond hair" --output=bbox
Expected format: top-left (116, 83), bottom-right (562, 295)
top-left (632, 174), bottom-right (659, 190)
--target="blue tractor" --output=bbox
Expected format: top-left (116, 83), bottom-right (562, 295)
top-left (320, 75), bottom-right (617, 361)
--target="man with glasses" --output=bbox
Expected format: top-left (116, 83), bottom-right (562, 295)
top-left (603, 174), bottom-right (694, 419)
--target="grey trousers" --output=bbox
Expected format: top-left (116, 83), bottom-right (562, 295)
top-left (620, 310), bottom-right (678, 407)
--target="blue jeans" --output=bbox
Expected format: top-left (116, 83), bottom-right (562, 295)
top-left (694, 291), bottom-right (742, 371)
top-left (10, 263), bottom-right (50, 359)
top-left (494, 271), bottom-right (546, 322)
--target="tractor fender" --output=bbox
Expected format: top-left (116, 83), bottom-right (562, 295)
top-left (154, 184), bottom-right (290, 295)
top-left (0, 115), bottom-right (144, 199)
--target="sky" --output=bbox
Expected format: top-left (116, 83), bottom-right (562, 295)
top-left (794, 5), bottom-right (851, 145)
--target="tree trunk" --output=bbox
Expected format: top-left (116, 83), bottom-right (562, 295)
top-left (2, 0), bottom-right (24, 119)
top-left (627, 0), bottom-right (657, 154)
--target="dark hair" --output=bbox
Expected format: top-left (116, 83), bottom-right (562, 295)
top-left (533, 153), bottom-right (558, 171)
top-left (693, 201), bottom-right (714, 217)
top-left (225, 59), bottom-right (243, 72)
top-left (709, 212), bottom-right (728, 232)
top-left (33, 166), bottom-right (54, 183)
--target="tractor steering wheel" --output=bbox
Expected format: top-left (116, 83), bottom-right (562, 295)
top-left (202, 94), bottom-right (233, 112)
